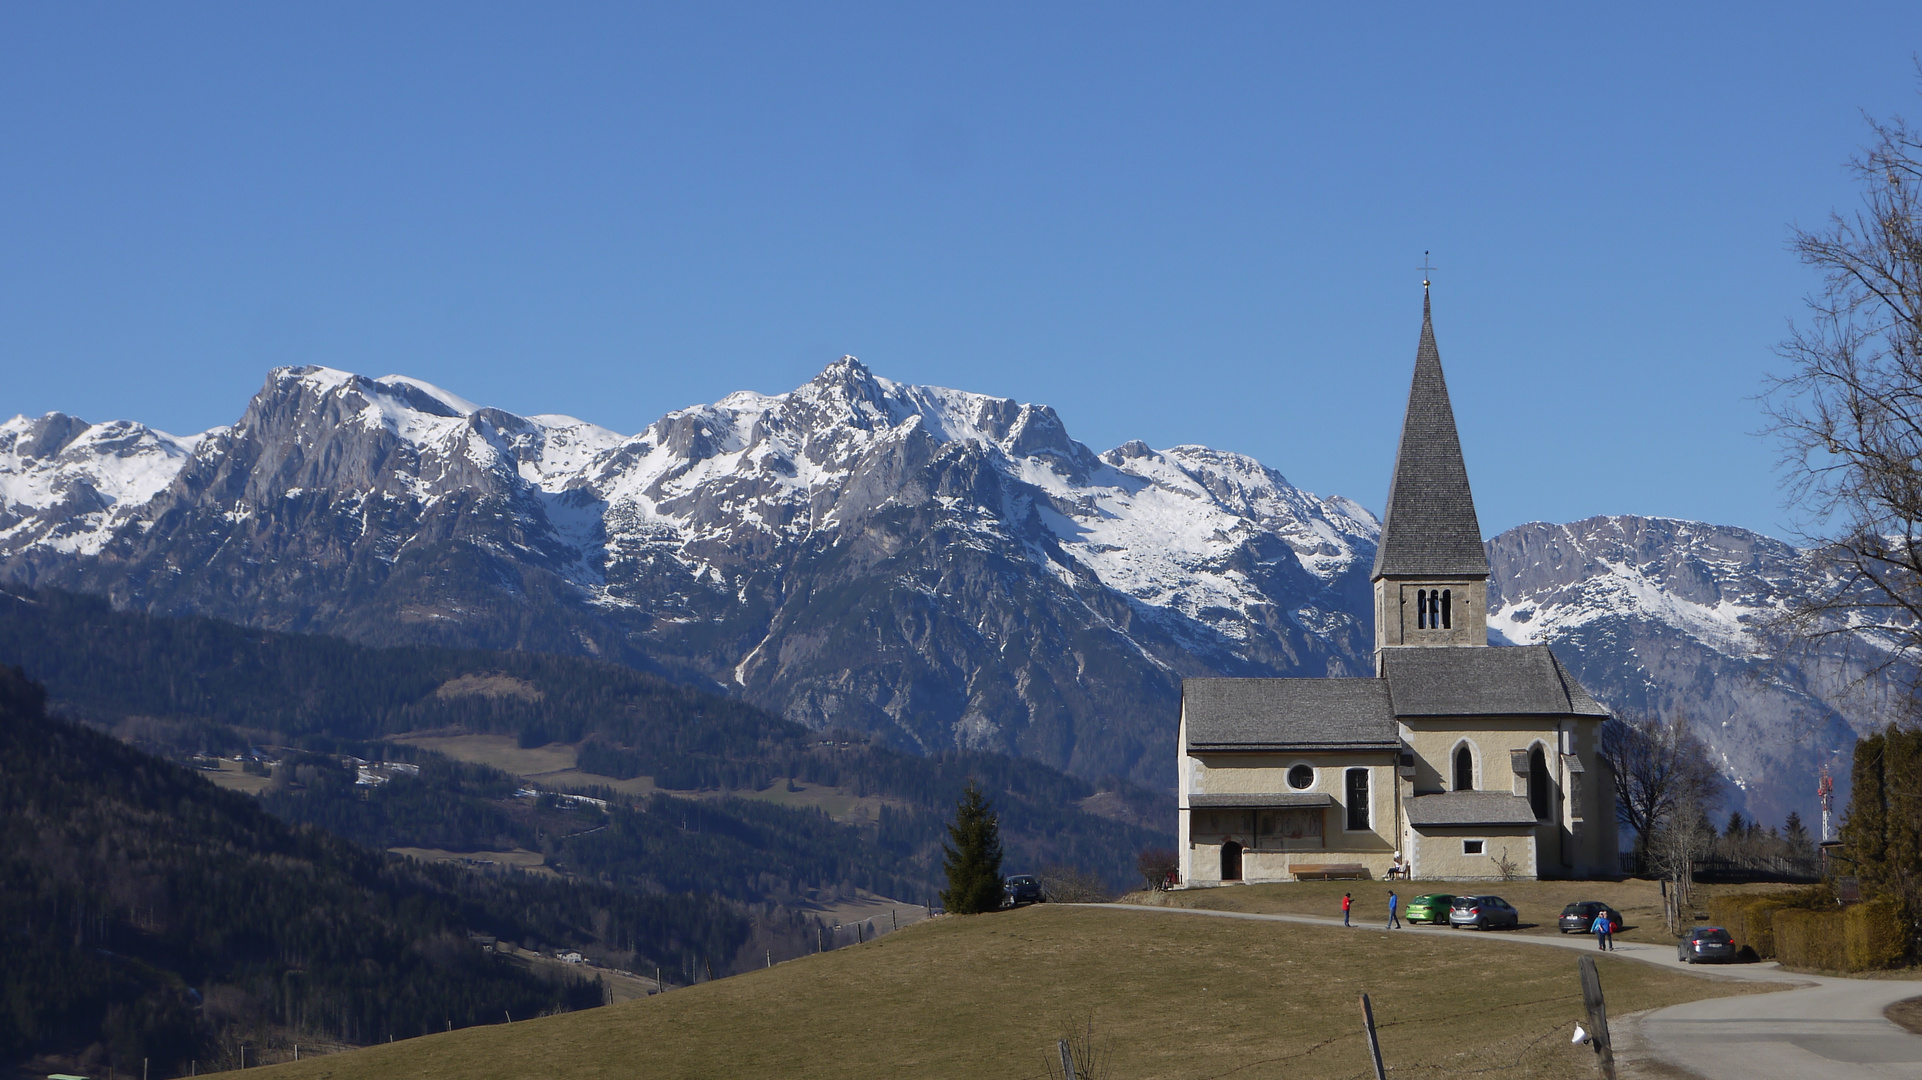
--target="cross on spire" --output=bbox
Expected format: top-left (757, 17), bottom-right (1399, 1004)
top-left (1418, 251), bottom-right (1436, 290)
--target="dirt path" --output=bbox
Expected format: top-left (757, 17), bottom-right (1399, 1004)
top-left (1096, 902), bottom-right (1922, 1079)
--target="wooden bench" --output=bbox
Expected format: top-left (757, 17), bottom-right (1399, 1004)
top-left (1291, 864), bottom-right (1369, 881)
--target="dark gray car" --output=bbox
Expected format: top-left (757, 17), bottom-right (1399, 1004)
top-left (1448, 895), bottom-right (1519, 930)
top-left (1558, 901), bottom-right (1622, 934)
top-left (1003, 874), bottom-right (1043, 907)
top-left (1678, 926), bottom-right (1737, 963)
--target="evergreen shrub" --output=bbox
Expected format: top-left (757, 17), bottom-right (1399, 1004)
top-left (1707, 891), bottom-right (1804, 958)
top-left (1845, 897), bottom-right (1907, 970)
top-left (1773, 908), bottom-right (1848, 970)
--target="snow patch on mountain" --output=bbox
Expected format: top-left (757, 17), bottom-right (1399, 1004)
top-left (0, 413), bottom-right (208, 555)
top-left (567, 357), bottom-right (1376, 638)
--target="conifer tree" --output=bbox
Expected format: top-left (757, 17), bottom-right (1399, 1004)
top-left (1784, 811), bottom-right (1812, 859)
top-left (941, 779), bottom-right (1005, 914)
top-left (1841, 725), bottom-right (1922, 954)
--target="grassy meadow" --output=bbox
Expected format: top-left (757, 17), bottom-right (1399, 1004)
top-left (219, 901), bottom-right (1769, 1080)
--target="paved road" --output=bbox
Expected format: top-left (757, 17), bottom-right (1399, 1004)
top-left (1097, 902), bottom-right (1922, 1079)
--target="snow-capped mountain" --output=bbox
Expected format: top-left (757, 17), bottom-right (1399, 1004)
top-left (0, 413), bottom-right (210, 556)
top-left (0, 359), bottom-right (1897, 821)
top-left (0, 359), bottom-right (1379, 785)
top-left (1488, 516), bottom-right (1903, 827)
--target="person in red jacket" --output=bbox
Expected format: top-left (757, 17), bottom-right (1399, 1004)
top-left (1342, 892), bottom-right (1352, 927)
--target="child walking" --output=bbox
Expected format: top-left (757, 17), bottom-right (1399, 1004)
top-left (1591, 910), bottom-right (1613, 951)
top-left (1342, 892), bottom-right (1352, 926)
top-left (1386, 891), bottom-right (1401, 929)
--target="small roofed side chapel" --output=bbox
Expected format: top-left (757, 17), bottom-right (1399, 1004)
top-left (1176, 287), bottom-right (1620, 885)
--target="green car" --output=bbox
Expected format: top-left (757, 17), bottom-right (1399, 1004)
top-left (1404, 893), bottom-right (1456, 924)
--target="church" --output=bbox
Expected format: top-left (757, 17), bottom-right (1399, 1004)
top-left (1176, 289), bottom-right (1620, 884)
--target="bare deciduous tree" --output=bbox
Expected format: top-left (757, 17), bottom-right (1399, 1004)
top-left (1603, 713), bottom-right (1722, 871)
top-left (1651, 805), bottom-right (1717, 932)
top-left (1135, 847), bottom-right (1178, 891)
top-left (1765, 103), bottom-right (1922, 678)
top-left (1037, 864), bottom-right (1113, 904)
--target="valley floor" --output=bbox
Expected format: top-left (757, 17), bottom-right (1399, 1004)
top-left (216, 901), bottom-right (1764, 1080)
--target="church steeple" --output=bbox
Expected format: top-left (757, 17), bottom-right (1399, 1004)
top-left (1373, 289), bottom-right (1488, 581)
top-left (1372, 288), bottom-right (1489, 660)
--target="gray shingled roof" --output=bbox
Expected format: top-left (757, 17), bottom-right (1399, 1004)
top-left (1183, 678), bottom-right (1399, 751)
top-left (1381, 645), bottom-right (1610, 718)
top-left (1371, 291), bottom-right (1491, 580)
top-left (1188, 793), bottom-right (1336, 808)
top-left (1405, 791), bottom-right (1538, 827)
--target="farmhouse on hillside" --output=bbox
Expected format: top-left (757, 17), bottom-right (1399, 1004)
top-left (1176, 289), bottom-right (1620, 884)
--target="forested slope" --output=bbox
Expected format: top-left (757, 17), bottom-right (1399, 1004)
top-left (0, 665), bottom-right (751, 1078)
top-left (0, 587), bottom-right (1168, 900)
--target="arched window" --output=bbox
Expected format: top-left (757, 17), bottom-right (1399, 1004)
top-left (1441, 589), bottom-right (1453, 629)
top-left (1528, 745), bottom-right (1552, 821)
top-left (1345, 768), bottom-right (1371, 831)
top-left (1415, 589), bottom-right (1428, 629)
top-left (1454, 744), bottom-right (1474, 791)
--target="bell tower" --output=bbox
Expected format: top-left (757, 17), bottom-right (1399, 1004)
top-left (1371, 285), bottom-right (1489, 669)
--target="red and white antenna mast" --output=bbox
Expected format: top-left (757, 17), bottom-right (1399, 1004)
top-left (1818, 764), bottom-right (1835, 843)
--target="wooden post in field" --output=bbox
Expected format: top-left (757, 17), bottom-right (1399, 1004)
top-left (1058, 1038), bottom-right (1076, 1079)
top-left (1359, 994), bottom-right (1387, 1080)
top-left (891, 908), bottom-right (899, 931)
top-left (656, 965), bottom-right (662, 992)
top-left (766, 948), bottom-right (771, 968)
top-left (1578, 954), bottom-right (1617, 1080)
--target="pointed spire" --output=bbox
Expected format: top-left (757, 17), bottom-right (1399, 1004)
top-left (1370, 290), bottom-right (1489, 581)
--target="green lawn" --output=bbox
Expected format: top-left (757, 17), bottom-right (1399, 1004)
top-left (222, 902), bottom-right (1770, 1080)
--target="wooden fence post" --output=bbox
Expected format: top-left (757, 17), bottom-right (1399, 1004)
top-left (1058, 1037), bottom-right (1076, 1080)
top-left (1359, 994), bottom-right (1387, 1080)
top-left (1578, 954), bottom-right (1617, 1080)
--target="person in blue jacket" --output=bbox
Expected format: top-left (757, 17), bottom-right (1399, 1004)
top-left (1386, 891), bottom-right (1401, 930)
top-left (1590, 910), bottom-right (1613, 951)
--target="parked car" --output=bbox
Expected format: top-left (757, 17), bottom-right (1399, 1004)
top-left (1677, 926), bottom-right (1737, 963)
top-left (1448, 895), bottom-right (1519, 930)
top-left (1003, 874), bottom-right (1044, 907)
top-left (1405, 893), bottom-right (1456, 924)
top-left (1558, 901), bottom-right (1623, 935)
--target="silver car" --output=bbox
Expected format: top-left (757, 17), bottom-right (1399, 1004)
top-left (1448, 895), bottom-right (1519, 930)
top-left (1677, 926), bottom-right (1736, 963)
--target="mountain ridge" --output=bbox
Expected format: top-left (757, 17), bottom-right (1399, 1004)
top-left (0, 360), bottom-right (1896, 823)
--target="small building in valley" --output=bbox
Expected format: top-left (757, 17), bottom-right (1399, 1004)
top-left (1177, 288), bottom-right (1620, 884)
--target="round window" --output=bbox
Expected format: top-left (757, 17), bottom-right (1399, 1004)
top-left (1287, 764), bottom-right (1314, 790)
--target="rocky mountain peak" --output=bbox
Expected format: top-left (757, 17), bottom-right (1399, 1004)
top-left (0, 366), bottom-right (1892, 824)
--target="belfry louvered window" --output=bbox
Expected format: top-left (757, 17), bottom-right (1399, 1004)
top-left (1440, 589), bottom-right (1452, 629)
top-left (1416, 589), bottom-right (1429, 629)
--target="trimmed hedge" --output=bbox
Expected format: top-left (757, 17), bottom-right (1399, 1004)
top-left (1704, 888), bottom-right (1908, 971)
top-left (1845, 898), bottom-right (1906, 971)
top-left (1774, 909), bottom-right (1848, 970)
top-left (1707, 891), bottom-right (1805, 959)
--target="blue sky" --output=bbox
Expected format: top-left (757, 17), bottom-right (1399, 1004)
top-left (4, 4), bottom-right (1920, 539)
